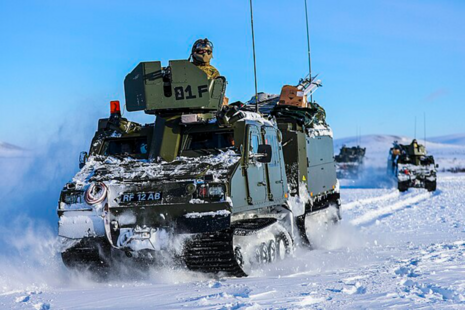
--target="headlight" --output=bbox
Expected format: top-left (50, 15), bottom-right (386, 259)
top-left (186, 183), bottom-right (197, 195)
top-left (197, 184), bottom-right (225, 199)
top-left (208, 185), bottom-right (224, 197)
top-left (85, 182), bottom-right (108, 204)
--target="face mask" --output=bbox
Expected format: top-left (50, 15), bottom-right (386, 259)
top-left (193, 48), bottom-right (213, 64)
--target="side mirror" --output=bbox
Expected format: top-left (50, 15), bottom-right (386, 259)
top-left (257, 144), bottom-right (272, 163)
top-left (79, 151), bottom-right (88, 169)
top-left (435, 164), bottom-right (439, 168)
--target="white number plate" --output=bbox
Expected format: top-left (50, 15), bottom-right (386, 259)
top-left (120, 192), bottom-right (162, 203)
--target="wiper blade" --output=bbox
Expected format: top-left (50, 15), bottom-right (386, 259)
top-left (199, 149), bottom-right (213, 155)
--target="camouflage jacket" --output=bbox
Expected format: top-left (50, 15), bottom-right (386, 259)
top-left (194, 63), bottom-right (220, 80)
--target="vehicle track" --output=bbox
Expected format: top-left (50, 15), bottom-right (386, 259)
top-left (343, 190), bottom-right (400, 211)
top-left (350, 191), bottom-right (432, 226)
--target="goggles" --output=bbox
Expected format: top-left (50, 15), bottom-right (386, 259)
top-left (195, 49), bottom-right (212, 55)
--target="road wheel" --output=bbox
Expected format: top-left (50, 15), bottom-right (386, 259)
top-left (234, 246), bottom-right (245, 268)
top-left (276, 233), bottom-right (290, 260)
top-left (256, 243), bottom-right (269, 264)
top-left (268, 240), bottom-right (277, 263)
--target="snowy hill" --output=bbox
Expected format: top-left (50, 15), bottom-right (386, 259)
top-left (427, 133), bottom-right (465, 146)
top-left (334, 134), bottom-right (465, 170)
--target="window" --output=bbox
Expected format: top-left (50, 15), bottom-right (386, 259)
top-left (250, 134), bottom-right (259, 153)
top-left (103, 137), bottom-right (148, 158)
top-left (265, 131), bottom-right (278, 164)
top-left (184, 131), bottom-right (234, 151)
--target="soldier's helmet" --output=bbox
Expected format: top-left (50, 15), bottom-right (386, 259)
top-left (191, 38), bottom-right (214, 64)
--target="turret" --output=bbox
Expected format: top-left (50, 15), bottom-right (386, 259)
top-left (124, 60), bottom-right (226, 114)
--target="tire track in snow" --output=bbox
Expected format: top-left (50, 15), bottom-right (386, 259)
top-left (350, 192), bottom-right (432, 226)
top-left (343, 190), bottom-right (400, 211)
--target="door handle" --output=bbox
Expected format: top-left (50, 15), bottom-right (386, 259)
top-left (257, 182), bottom-right (267, 186)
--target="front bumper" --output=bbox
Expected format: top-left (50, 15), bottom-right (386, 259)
top-left (397, 173), bottom-right (436, 187)
top-left (58, 211), bottom-right (105, 239)
top-left (58, 201), bottom-right (232, 253)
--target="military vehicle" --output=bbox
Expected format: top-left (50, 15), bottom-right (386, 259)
top-left (387, 139), bottom-right (437, 192)
top-left (335, 145), bottom-right (366, 179)
top-left (57, 60), bottom-right (340, 276)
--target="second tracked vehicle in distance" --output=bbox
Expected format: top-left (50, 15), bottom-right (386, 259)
top-left (387, 139), bottom-right (437, 192)
top-left (335, 145), bottom-right (366, 179)
top-left (57, 60), bottom-right (340, 277)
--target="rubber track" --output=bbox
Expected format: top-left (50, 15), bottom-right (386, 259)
top-left (182, 230), bottom-right (247, 277)
top-left (183, 218), bottom-right (277, 277)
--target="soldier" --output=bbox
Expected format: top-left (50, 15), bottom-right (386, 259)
top-left (190, 38), bottom-right (220, 80)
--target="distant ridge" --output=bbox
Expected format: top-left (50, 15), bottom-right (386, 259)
top-left (427, 134), bottom-right (465, 146)
top-left (0, 141), bottom-right (25, 157)
top-left (0, 142), bottom-right (24, 151)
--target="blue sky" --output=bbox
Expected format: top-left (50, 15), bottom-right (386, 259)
top-left (0, 0), bottom-right (464, 146)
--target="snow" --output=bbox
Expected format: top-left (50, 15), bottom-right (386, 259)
top-left (58, 213), bottom-right (105, 239)
top-left (287, 183), bottom-right (311, 217)
top-left (71, 149), bottom-right (241, 189)
top-left (117, 227), bottom-right (170, 251)
top-left (234, 110), bottom-right (275, 127)
top-left (308, 123), bottom-right (333, 139)
top-left (1, 138), bottom-right (465, 309)
top-left (397, 163), bottom-right (436, 182)
top-left (184, 210), bottom-right (231, 218)
top-left (189, 198), bottom-right (207, 204)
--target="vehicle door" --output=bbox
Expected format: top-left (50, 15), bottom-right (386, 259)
top-left (246, 125), bottom-right (267, 205)
top-left (263, 127), bottom-right (285, 201)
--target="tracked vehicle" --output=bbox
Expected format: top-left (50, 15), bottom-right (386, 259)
top-left (335, 146), bottom-right (366, 179)
top-left (387, 139), bottom-right (437, 192)
top-left (58, 60), bottom-right (340, 276)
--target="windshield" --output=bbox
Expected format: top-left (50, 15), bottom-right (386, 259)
top-left (102, 137), bottom-right (148, 159)
top-left (182, 131), bottom-right (235, 155)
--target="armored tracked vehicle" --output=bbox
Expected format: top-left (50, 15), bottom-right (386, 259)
top-left (335, 146), bottom-right (366, 179)
top-left (58, 60), bottom-right (340, 276)
top-left (387, 139), bottom-right (437, 192)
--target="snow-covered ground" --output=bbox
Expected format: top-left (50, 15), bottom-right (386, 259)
top-left (0, 136), bottom-right (464, 309)
top-left (1, 174), bottom-right (464, 309)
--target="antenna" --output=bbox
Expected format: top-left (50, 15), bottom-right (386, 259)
top-left (304, 0), bottom-right (313, 104)
top-left (249, 0), bottom-right (259, 113)
top-left (414, 116), bottom-right (417, 140)
top-left (424, 112), bottom-right (427, 149)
